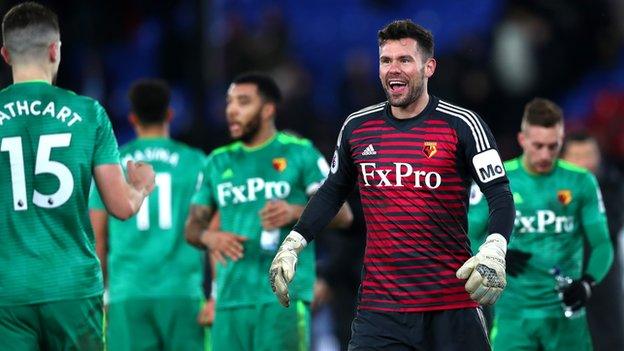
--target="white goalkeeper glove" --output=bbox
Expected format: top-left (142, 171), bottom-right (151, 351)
top-left (456, 233), bottom-right (507, 305)
top-left (269, 231), bottom-right (307, 307)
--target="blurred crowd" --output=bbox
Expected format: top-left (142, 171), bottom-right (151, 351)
top-left (2, 0), bottom-right (624, 350)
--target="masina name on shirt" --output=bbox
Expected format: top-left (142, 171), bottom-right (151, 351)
top-left (0, 100), bottom-right (83, 127)
top-left (121, 149), bottom-right (180, 167)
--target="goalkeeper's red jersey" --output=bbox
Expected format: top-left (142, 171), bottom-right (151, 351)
top-left (294, 97), bottom-right (514, 312)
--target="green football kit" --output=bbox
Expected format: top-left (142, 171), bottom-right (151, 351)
top-left (192, 132), bottom-right (328, 351)
top-left (0, 81), bottom-right (121, 350)
top-left (90, 137), bottom-right (206, 351)
top-left (469, 157), bottom-right (612, 351)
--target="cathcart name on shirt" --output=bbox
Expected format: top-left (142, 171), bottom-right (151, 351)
top-left (217, 178), bottom-right (291, 206)
top-left (515, 210), bottom-right (575, 233)
top-left (0, 100), bottom-right (83, 127)
top-left (121, 148), bottom-right (180, 167)
top-left (360, 162), bottom-right (442, 189)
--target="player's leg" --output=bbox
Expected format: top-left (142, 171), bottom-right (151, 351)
top-left (0, 304), bottom-right (40, 351)
top-left (539, 315), bottom-right (592, 351)
top-left (107, 299), bottom-right (159, 351)
top-left (426, 308), bottom-right (491, 351)
top-left (39, 296), bottom-right (104, 351)
top-left (204, 325), bottom-right (213, 351)
top-left (491, 315), bottom-right (537, 351)
top-left (211, 305), bottom-right (254, 351)
top-left (347, 309), bottom-right (412, 351)
top-left (153, 297), bottom-right (204, 351)
top-left (255, 300), bottom-right (311, 351)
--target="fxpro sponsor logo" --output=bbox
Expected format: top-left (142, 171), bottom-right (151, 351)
top-left (360, 162), bottom-right (442, 189)
top-left (515, 210), bottom-right (575, 234)
top-left (472, 149), bottom-right (505, 183)
top-left (217, 178), bottom-right (291, 206)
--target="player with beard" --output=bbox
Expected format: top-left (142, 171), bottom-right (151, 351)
top-left (0, 3), bottom-right (155, 350)
top-left (185, 72), bottom-right (353, 351)
top-left (269, 20), bottom-right (515, 350)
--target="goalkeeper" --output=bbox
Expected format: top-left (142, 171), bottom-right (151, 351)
top-left (469, 98), bottom-right (613, 351)
top-left (270, 19), bottom-right (516, 351)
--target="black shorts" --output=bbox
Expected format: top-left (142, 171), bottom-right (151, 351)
top-left (347, 307), bottom-right (490, 351)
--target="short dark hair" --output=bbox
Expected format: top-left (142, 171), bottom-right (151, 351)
top-left (377, 19), bottom-right (434, 59)
top-left (128, 79), bottom-right (171, 125)
top-left (232, 72), bottom-right (282, 104)
top-left (2, 2), bottom-right (59, 58)
top-left (521, 98), bottom-right (563, 130)
top-left (561, 131), bottom-right (597, 156)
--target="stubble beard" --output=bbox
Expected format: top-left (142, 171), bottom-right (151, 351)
top-left (234, 111), bottom-right (262, 143)
top-left (385, 68), bottom-right (425, 108)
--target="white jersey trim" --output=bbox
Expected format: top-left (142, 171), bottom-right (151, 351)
top-left (336, 102), bottom-right (385, 147)
top-left (436, 100), bottom-right (491, 152)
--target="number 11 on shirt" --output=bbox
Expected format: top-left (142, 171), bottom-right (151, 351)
top-left (136, 172), bottom-right (172, 230)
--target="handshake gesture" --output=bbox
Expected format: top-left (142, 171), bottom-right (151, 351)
top-left (456, 233), bottom-right (508, 305)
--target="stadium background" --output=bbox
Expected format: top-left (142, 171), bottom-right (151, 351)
top-left (2, 1), bottom-right (624, 350)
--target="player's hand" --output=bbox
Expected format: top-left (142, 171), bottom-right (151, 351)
top-left (200, 231), bottom-right (247, 264)
top-left (456, 233), bottom-right (507, 305)
top-left (269, 231), bottom-right (307, 307)
top-left (506, 249), bottom-right (532, 277)
top-left (197, 298), bottom-right (215, 326)
top-left (562, 275), bottom-right (595, 311)
top-left (312, 278), bottom-right (332, 311)
top-left (126, 160), bottom-right (155, 195)
top-left (259, 200), bottom-right (301, 230)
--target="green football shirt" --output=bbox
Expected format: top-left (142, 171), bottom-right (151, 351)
top-left (0, 81), bottom-right (120, 305)
top-left (469, 157), bottom-right (609, 318)
top-left (89, 137), bottom-right (205, 302)
top-left (192, 132), bottom-right (329, 308)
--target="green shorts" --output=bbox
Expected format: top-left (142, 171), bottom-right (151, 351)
top-left (0, 296), bottom-right (104, 351)
top-left (212, 300), bottom-right (310, 351)
top-left (492, 314), bottom-right (592, 351)
top-left (107, 297), bottom-right (204, 351)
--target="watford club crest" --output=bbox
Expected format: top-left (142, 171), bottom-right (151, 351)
top-left (422, 142), bottom-right (438, 158)
top-left (557, 190), bottom-right (572, 205)
top-left (272, 157), bottom-right (287, 172)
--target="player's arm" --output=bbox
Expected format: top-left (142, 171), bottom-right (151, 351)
top-left (88, 183), bottom-right (109, 282)
top-left (195, 164), bottom-right (219, 327)
top-left (270, 123), bottom-right (357, 307)
top-left (91, 102), bottom-right (155, 220)
top-left (453, 110), bottom-right (515, 305)
top-left (467, 183), bottom-right (489, 251)
top-left (259, 201), bottom-right (352, 231)
top-left (185, 205), bottom-right (247, 262)
top-left (185, 156), bottom-right (247, 261)
top-left (90, 209), bottom-right (108, 283)
top-left (93, 161), bottom-right (155, 220)
top-left (198, 214), bottom-right (220, 326)
top-left (562, 174), bottom-right (613, 311)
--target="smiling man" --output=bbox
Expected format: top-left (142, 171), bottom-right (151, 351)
top-left (268, 19), bottom-right (515, 351)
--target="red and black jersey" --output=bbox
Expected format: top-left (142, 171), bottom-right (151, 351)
top-left (294, 96), bottom-right (514, 312)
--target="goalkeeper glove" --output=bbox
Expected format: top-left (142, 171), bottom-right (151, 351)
top-left (269, 231), bottom-right (307, 307)
top-left (562, 274), bottom-right (595, 311)
top-left (456, 233), bottom-right (507, 305)
top-left (506, 249), bottom-right (532, 277)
